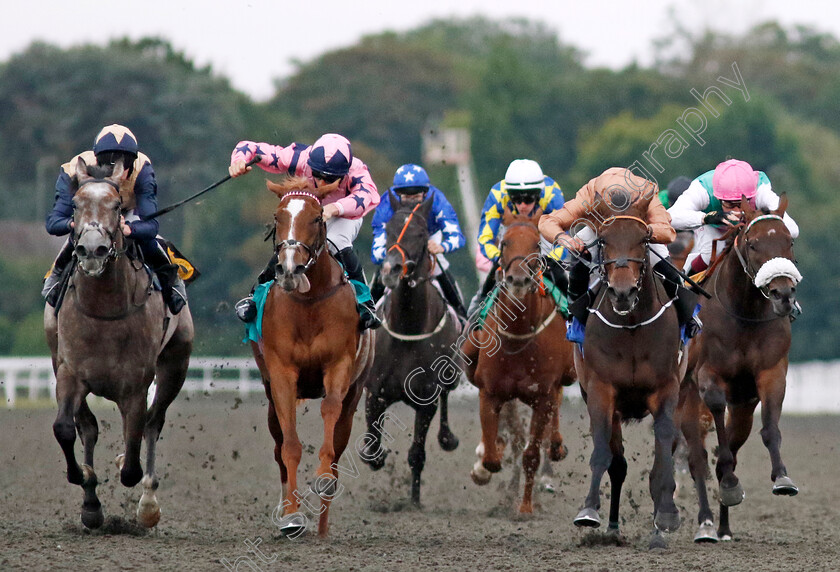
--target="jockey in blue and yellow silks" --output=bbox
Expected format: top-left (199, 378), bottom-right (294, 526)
top-left (468, 159), bottom-right (567, 316)
top-left (370, 164), bottom-right (468, 318)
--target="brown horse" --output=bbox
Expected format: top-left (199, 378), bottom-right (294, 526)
top-left (679, 195), bottom-right (800, 542)
top-left (462, 209), bottom-right (576, 513)
top-left (251, 177), bottom-right (374, 538)
top-left (571, 196), bottom-right (684, 547)
top-left (43, 157), bottom-right (194, 529)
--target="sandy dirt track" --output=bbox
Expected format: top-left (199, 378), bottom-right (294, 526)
top-left (1, 393), bottom-right (838, 571)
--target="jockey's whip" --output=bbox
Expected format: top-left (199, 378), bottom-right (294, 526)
top-left (142, 156), bottom-right (262, 220)
top-left (649, 248), bottom-right (711, 298)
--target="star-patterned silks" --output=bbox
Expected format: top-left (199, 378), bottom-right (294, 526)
top-left (269, 153), bottom-right (280, 168)
top-left (95, 124), bottom-right (135, 144)
top-left (352, 195), bottom-right (367, 211)
top-left (236, 143), bottom-right (251, 155)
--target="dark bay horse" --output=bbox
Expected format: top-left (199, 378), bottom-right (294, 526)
top-left (572, 201), bottom-right (684, 547)
top-left (679, 195), bottom-right (801, 541)
top-left (43, 157), bottom-right (194, 529)
top-left (462, 209), bottom-right (576, 513)
top-left (359, 193), bottom-right (460, 505)
top-left (251, 177), bottom-right (375, 538)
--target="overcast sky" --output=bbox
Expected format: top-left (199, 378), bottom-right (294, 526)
top-left (1, 0), bottom-right (835, 101)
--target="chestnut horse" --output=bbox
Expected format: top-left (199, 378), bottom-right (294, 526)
top-left (251, 177), bottom-right (375, 538)
top-left (678, 195), bottom-right (801, 542)
top-left (462, 209), bottom-right (576, 513)
top-left (360, 193), bottom-right (460, 505)
top-left (43, 157), bottom-right (194, 529)
top-left (571, 195), bottom-right (684, 548)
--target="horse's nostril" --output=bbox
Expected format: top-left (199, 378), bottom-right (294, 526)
top-left (75, 245), bottom-right (88, 258)
top-left (294, 265), bottom-right (306, 275)
top-left (94, 245), bottom-right (109, 258)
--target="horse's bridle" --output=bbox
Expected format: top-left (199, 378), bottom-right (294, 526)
top-left (731, 214), bottom-right (787, 299)
top-left (274, 192), bottom-right (326, 274)
top-left (595, 215), bottom-right (650, 294)
top-left (497, 221), bottom-right (542, 289)
top-left (387, 203), bottom-right (432, 286)
top-left (73, 178), bottom-right (126, 276)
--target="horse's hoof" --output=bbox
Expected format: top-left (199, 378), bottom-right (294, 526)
top-left (278, 514), bottom-right (308, 539)
top-left (470, 465), bottom-right (492, 486)
top-left (548, 443), bottom-right (568, 462)
top-left (311, 476), bottom-right (338, 499)
top-left (482, 459), bottom-right (502, 473)
top-left (719, 532), bottom-right (733, 542)
top-left (137, 502), bottom-right (161, 528)
top-left (772, 476), bottom-right (799, 496)
top-left (649, 530), bottom-right (668, 550)
top-left (120, 465), bottom-right (143, 488)
top-left (438, 431), bottom-right (459, 452)
top-left (720, 482), bottom-right (745, 507)
top-left (694, 519), bottom-right (719, 543)
top-left (538, 475), bottom-right (556, 494)
top-left (573, 507), bottom-right (601, 528)
top-left (81, 507), bottom-right (104, 529)
top-left (654, 510), bottom-right (681, 532)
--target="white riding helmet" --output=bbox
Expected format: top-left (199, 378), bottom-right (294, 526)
top-left (504, 159), bottom-right (545, 192)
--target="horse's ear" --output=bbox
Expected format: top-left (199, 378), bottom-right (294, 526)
top-left (740, 194), bottom-right (757, 218)
top-left (110, 156), bottom-right (125, 181)
top-left (266, 179), bottom-right (284, 198)
top-left (502, 203), bottom-right (515, 226)
top-left (419, 192), bottom-right (435, 218)
top-left (388, 190), bottom-right (400, 213)
top-left (75, 156), bottom-right (88, 180)
top-left (774, 192), bottom-right (788, 217)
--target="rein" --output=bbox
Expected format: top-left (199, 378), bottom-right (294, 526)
top-left (387, 203), bottom-right (434, 284)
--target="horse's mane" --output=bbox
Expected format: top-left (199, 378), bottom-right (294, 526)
top-left (701, 207), bottom-right (774, 280)
top-left (266, 176), bottom-right (339, 200)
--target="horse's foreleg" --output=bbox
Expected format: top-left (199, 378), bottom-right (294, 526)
top-left (606, 413), bottom-right (626, 532)
top-left (649, 390), bottom-right (680, 533)
top-left (117, 391), bottom-right (147, 488)
top-left (360, 388), bottom-right (394, 470)
top-left (478, 391), bottom-right (504, 474)
top-left (53, 369), bottom-right (85, 486)
top-left (317, 382), bottom-right (363, 538)
top-left (75, 400), bottom-right (104, 529)
top-left (678, 380), bottom-right (717, 543)
top-left (699, 371), bottom-right (743, 507)
top-left (546, 387), bottom-right (567, 462)
top-left (315, 360), bottom-right (354, 503)
top-left (409, 405), bottom-right (436, 507)
top-left (520, 399), bottom-right (552, 513)
top-left (437, 391), bottom-right (459, 452)
top-left (718, 402), bottom-right (756, 540)
top-left (266, 402), bottom-right (288, 485)
top-left (757, 368), bottom-right (797, 495)
top-left (574, 381), bottom-right (614, 528)
top-left (267, 364), bottom-right (302, 519)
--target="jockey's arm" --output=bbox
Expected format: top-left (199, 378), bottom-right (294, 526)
top-left (229, 141), bottom-right (293, 176)
top-left (433, 190), bottom-right (466, 254)
top-left (126, 163), bottom-right (160, 242)
top-left (370, 192), bottom-right (393, 264)
top-left (645, 194), bottom-right (676, 244)
top-left (667, 181), bottom-right (710, 230)
top-left (45, 170), bottom-right (75, 236)
top-left (477, 191), bottom-right (503, 262)
top-left (329, 162), bottom-right (379, 220)
top-left (538, 196), bottom-right (588, 253)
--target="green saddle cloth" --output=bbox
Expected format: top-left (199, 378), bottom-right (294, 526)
top-left (477, 276), bottom-right (568, 329)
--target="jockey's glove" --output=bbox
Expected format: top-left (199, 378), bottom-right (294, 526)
top-left (703, 211), bottom-right (727, 225)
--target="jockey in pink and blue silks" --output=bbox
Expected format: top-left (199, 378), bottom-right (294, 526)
top-left (229, 133), bottom-right (382, 330)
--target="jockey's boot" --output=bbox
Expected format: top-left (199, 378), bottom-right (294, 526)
top-left (435, 269), bottom-right (468, 321)
top-left (156, 264), bottom-right (187, 315)
top-left (544, 258), bottom-right (570, 312)
top-left (235, 253), bottom-right (278, 322)
top-left (370, 268), bottom-right (386, 304)
top-left (335, 247), bottom-right (381, 331)
top-left (653, 259), bottom-right (701, 338)
top-left (567, 254), bottom-right (592, 324)
top-left (42, 238), bottom-right (74, 307)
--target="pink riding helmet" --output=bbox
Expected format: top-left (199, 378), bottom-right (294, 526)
top-left (712, 159), bottom-right (760, 201)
